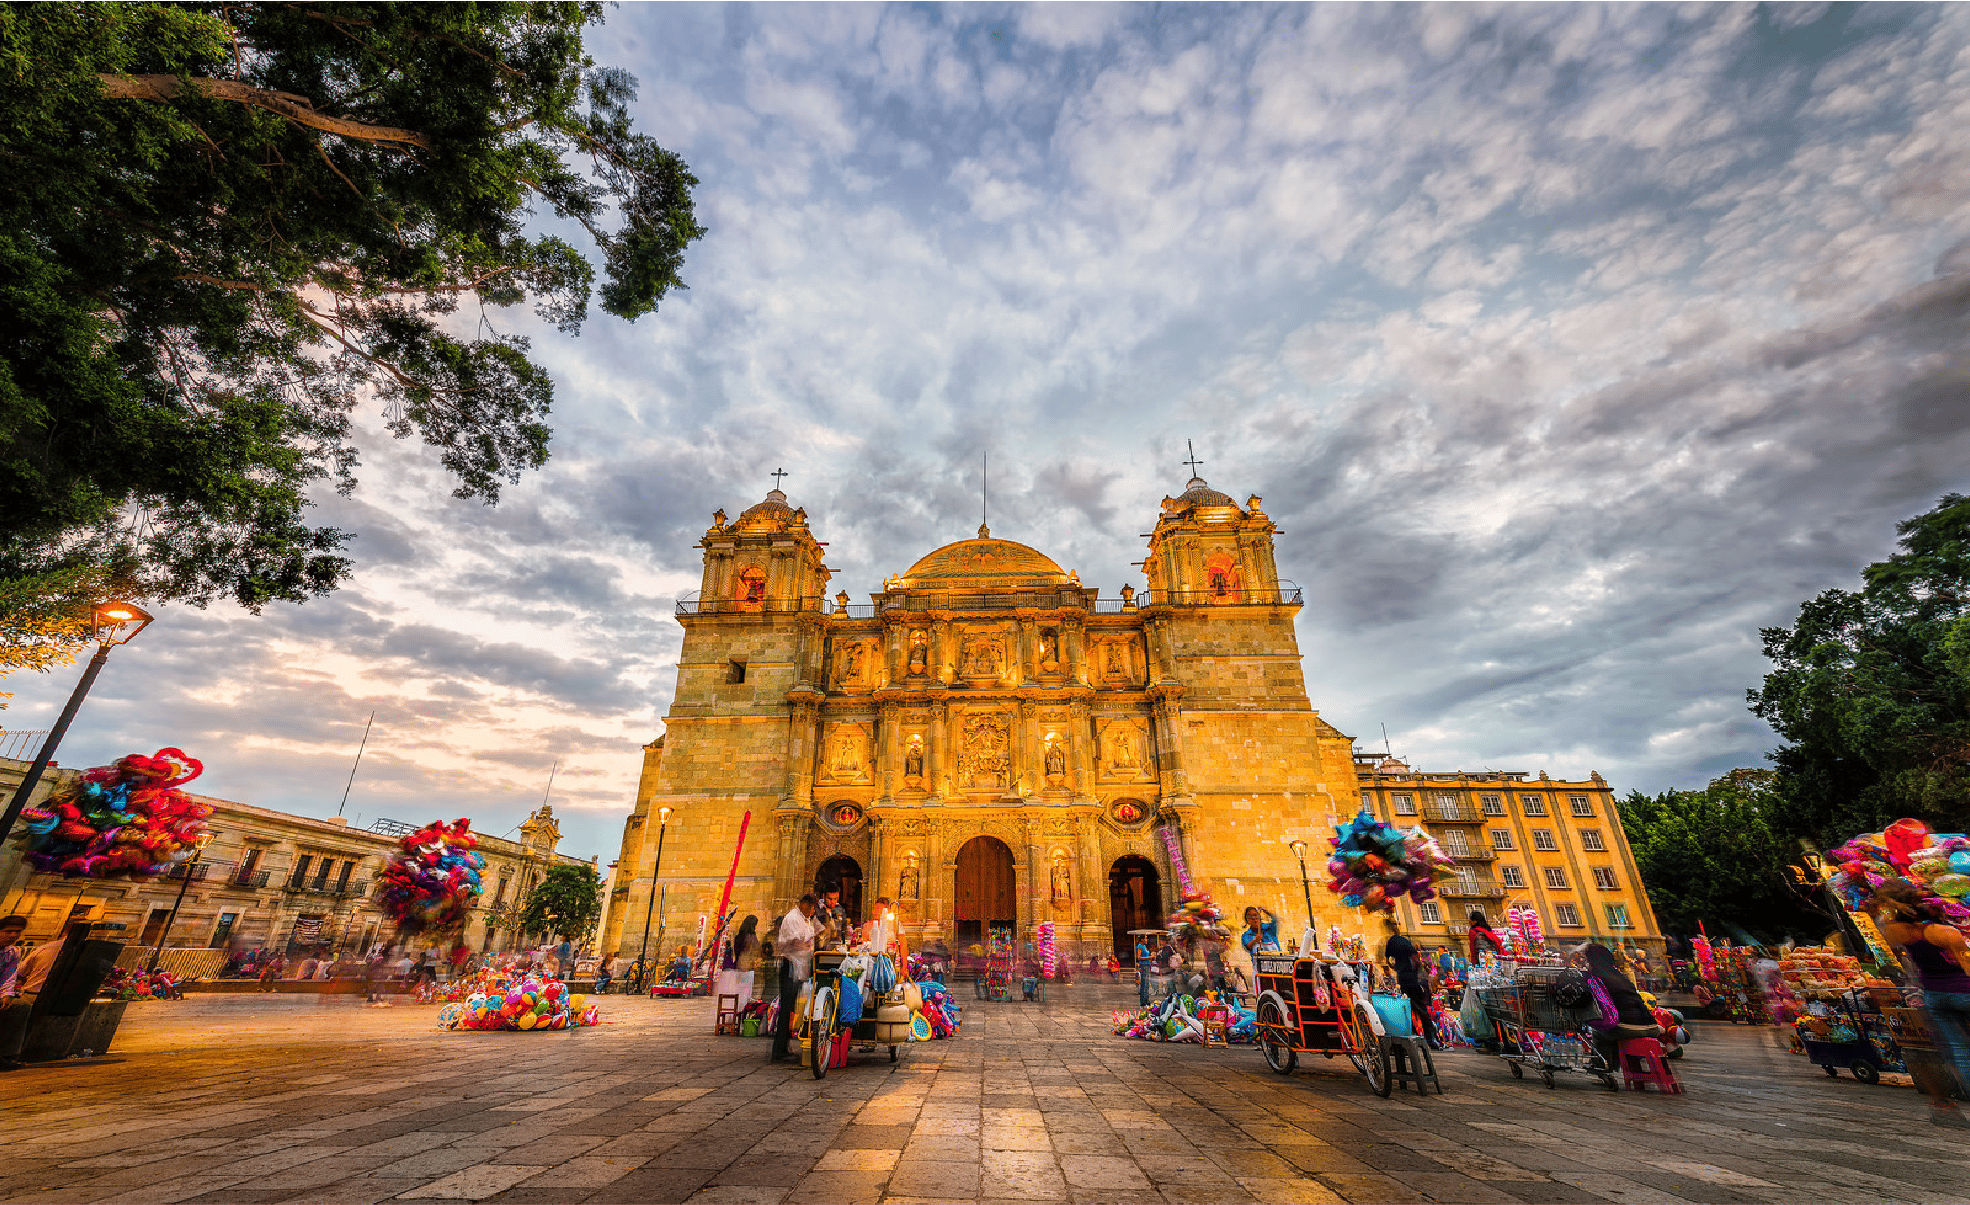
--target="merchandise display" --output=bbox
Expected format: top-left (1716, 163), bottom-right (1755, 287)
top-left (1112, 991), bottom-right (1256, 1043)
top-left (375, 818), bottom-right (486, 935)
top-left (441, 972), bottom-right (600, 1031)
top-left (1324, 810), bottom-right (1457, 912)
top-left (1829, 820), bottom-right (1970, 928)
top-left (19, 748), bottom-right (212, 879)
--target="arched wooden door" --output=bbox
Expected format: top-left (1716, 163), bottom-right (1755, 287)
top-left (954, 836), bottom-right (1016, 946)
top-left (1110, 855), bottom-right (1162, 963)
top-left (815, 855), bottom-right (863, 924)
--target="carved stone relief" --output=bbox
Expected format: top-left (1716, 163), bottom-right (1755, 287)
top-left (819, 722), bottom-right (873, 783)
top-left (1097, 717), bottom-right (1150, 782)
top-left (958, 711), bottom-right (1012, 790)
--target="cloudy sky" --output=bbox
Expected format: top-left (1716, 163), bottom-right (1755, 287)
top-left (8, 3), bottom-right (1970, 862)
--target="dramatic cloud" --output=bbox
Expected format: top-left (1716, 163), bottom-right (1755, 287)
top-left (8, 4), bottom-right (1969, 861)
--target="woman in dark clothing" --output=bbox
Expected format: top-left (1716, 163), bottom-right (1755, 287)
top-left (1383, 918), bottom-right (1439, 1048)
top-left (1581, 941), bottom-right (1660, 1068)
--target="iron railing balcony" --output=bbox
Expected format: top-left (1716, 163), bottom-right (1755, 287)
top-left (1441, 845), bottom-right (1497, 862)
top-left (1438, 881), bottom-right (1506, 899)
top-left (1427, 804), bottom-right (1480, 823)
top-left (163, 862), bottom-right (211, 882)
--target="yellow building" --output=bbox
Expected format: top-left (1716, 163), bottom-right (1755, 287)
top-left (604, 474), bottom-right (1663, 965)
top-left (1357, 756), bottom-right (1662, 959)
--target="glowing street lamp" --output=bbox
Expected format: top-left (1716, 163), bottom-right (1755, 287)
top-left (0, 600), bottom-right (155, 846)
top-left (1288, 838), bottom-right (1320, 951)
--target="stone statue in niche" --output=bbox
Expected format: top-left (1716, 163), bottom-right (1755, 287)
top-left (1051, 857), bottom-right (1072, 902)
top-left (964, 637), bottom-right (1002, 678)
top-left (1044, 736), bottom-right (1066, 778)
top-left (1106, 722), bottom-right (1142, 773)
top-left (907, 629), bottom-right (928, 676)
top-left (829, 726), bottom-right (864, 775)
top-left (904, 736), bottom-right (925, 779)
top-left (1039, 627), bottom-right (1060, 674)
top-left (1101, 639), bottom-right (1129, 679)
top-left (835, 641), bottom-right (864, 686)
top-left (899, 858), bottom-right (920, 902)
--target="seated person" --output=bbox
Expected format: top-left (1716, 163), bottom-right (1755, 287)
top-left (1582, 942), bottom-right (1662, 1068)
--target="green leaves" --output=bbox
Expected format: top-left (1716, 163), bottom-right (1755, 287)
top-left (519, 862), bottom-right (603, 942)
top-left (1749, 494), bottom-right (1970, 844)
top-left (0, 2), bottom-right (701, 617)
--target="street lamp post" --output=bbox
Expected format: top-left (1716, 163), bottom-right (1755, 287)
top-left (1288, 839), bottom-right (1320, 951)
top-left (634, 807), bottom-right (673, 984)
top-left (0, 601), bottom-right (154, 846)
top-left (147, 833), bottom-right (215, 975)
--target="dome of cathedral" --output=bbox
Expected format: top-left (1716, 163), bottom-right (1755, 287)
top-left (1177, 477), bottom-right (1239, 509)
top-left (896, 529), bottom-right (1073, 589)
top-left (737, 489), bottom-right (797, 527)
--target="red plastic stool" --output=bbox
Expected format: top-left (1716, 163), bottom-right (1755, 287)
top-left (1620, 1036), bottom-right (1683, 1093)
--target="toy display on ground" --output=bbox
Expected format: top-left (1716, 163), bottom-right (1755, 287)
top-left (374, 818), bottom-right (485, 935)
top-left (439, 972), bottom-right (600, 1031)
top-left (19, 748), bottom-right (212, 879)
top-left (1112, 990), bottom-right (1257, 1044)
top-left (98, 966), bottom-right (183, 1001)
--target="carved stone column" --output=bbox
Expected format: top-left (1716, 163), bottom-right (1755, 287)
top-left (773, 812), bottom-right (810, 915)
top-left (935, 618), bottom-right (956, 685)
top-left (1063, 614), bottom-right (1088, 686)
top-left (1144, 614), bottom-right (1179, 685)
top-left (1018, 616), bottom-right (1039, 685)
top-left (786, 694), bottom-right (823, 809)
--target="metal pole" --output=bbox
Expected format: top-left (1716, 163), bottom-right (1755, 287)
top-left (1296, 854), bottom-right (1320, 951)
top-left (634, 814), bottom-right (669, 976)
top-left (0, 643), bottom-right (112, 846)
top-left (147, 846), bottom-right (204, 975)
top-left (335, 712), bottom-right (375, 816)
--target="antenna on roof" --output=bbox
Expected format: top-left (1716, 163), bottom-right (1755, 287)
top-left (1381, 723), bottom-right (1392, 758)
top-left (978, 451), bottom-right (990, 539)
top-left (336, 712), bottom-right (375, 817)
top-left (540, 759), bottom-right (559, 809)
top-left (1183, 440), bottom-right (1205, 479)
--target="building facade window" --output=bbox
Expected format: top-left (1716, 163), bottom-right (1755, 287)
top-left (1592, 866), bottom-right (1619, 890)
top-left (1532, 829), bottom-right (1557, 851)
top-left (312, 857), bottom-right (333, 889)
top-left (1393, 794), bottom-right (1416, 815)
top-left (1481, 794), bottom-right (1505, 815)
top-left (1605, 903), bottom-right (1632, 928)
top-left (335, 860), bottom-right (355, 892)
top-left (1501, 865), bottom-right (1525, 888)
top-left (1521, 795), bottom-right (1547, 815)
top-left (1418, 901), bottom-right (1443, 924)
top-left (1361, 793), bottom-right (1372, 808)
top-left (1570, 795), bottom-right (1594, 817)
top-left (1490, 829), bottom-right (1515, 850)
top-left (290, 854), bottom-right (313, 888)
top-left (1579, 829), bottom-right (1606, 851)
top-left (211, 913), bottom-right (238, 947)
top-left (1543, 867), bottom-right (1569, 889)
top-left (1555, 904), bottom-right (1583, 927)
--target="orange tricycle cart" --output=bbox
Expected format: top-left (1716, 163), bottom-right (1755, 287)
top-left (1253, 952), bottom-right (1403, 1097)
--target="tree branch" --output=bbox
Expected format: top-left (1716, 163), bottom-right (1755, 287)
top-left (97, 74), bottom-right (434, 150)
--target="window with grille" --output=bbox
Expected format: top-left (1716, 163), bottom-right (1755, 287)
top-left (1393, 794), bottom-right (1416, 815)
top-left (1490, 829), bottom-right (1515, 850)
top-left (1532, 829), bottom-right (1557, 851)
top-left (1481, 795), bottom-right (1504, 815)
top-left (1521, 795), bottom-right (1547, 815)
top-left (1592, 866), bottom-right (1618, 890)
top-left (1442, 831), bottom-right (1471, 856)
top-left (1543, 866), bottom-right (1569, 889)
top-left (1605, 903), bottom-right (1632, 928)
top-left (1555, 904), bottom-right (1582, 927)
top-left (1570, 795), bottom-right (1594, 817)
top-left (290, 854), bottom-right (313, 888)
top-left (335, 860), bottom-right (355, 891)
top-left (1418, 901), bottom-right (1442, 924)
top-left (1501, 865), bottom-right (1525, 888)
top-left (1579, 829), bottom-right (1606, 851)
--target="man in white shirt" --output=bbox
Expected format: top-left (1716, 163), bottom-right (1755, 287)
top-left (770, 894), bottom-right (819, 1063)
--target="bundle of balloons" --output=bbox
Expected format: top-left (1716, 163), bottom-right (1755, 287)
top-left (1167, 892), bottom-right (1231, 943)
top-left (375, 818), bottom-right (485, 934)
top-left (19, 748), bottom-right (212, 879)
top-left (1325, 810), bottom-right (1458, 912)
top-left (445, 976), bottom-right (599, 1031)
top-left (1828, 818), bottom-right (1970, 925)
top-left (1036, 920), bottom-right (1058, 979)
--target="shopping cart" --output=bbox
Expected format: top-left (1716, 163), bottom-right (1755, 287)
top-left (1476, 966), bottom-right (1617, 1090)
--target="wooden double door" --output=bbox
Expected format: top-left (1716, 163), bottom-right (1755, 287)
top-left (954, 836), bottom-right (1016, 945)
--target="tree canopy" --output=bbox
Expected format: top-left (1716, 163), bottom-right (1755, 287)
top-left (1749, 494), bottom-right (1970, 846)
top-left (1615, 769), bottom-right (1832, 941)
top-left (519, 862), bottom-right (602, 943)
top-left (0, 2), bottom-right (702, 641)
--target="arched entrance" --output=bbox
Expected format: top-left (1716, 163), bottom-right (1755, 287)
top-left (954, 836), bottom-right (1016, 946)
top-left (815, 855), bottom-right (863, 924)
top-left (1110, 855), bottom-right (1162, 963)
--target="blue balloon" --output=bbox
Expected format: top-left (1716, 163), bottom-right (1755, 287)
top-left (1949, 851), bottom-right (1970, 874)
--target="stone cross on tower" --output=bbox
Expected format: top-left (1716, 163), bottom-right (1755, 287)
top-left (1183, 440), bottom-right (1205, 479)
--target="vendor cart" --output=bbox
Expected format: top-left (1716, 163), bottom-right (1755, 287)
top-left (1798, 989), bottom-right (1910, 1085)
top-left (1252, 953), bottom-right (1396, 1097)
top-left (800, 950), bottom-right (913, 1080)
top-left (1475, 965), bottom-right (1618, 1090)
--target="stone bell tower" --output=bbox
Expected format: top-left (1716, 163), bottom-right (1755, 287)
top-left (1142, 475), bottom-right (1285, 606)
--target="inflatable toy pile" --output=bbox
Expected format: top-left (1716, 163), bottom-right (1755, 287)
top-left (1036, 920), bottom-right (1058, 979)
top-left (1324, 810), bottom-right (1457, 913)
top-left (375, 818), bottom-right (485, 934)
top-left (1828, 818), bottom-right (1970, 925)
top-left (918, 980), bottom-right (962, 1039)
top-left (1112, 991), bottom-right (1256, 1043)
top-left (1167, 892), bottom-right (1230, 943)
top-left (443, 975), bottom-right (598, 1031)
top-left (18, 749), bottom-right (212, 880)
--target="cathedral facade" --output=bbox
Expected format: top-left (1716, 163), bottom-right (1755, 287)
top-left (602, 474), bottom-right (1662, 965)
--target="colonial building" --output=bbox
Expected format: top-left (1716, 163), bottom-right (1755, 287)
top-left (0, 757), bottom-right (594, 963)
top-left (603, 475), bottom-right (1663, 965)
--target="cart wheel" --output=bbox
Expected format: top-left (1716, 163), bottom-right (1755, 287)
top-left (807, 985), bottom-right (836, 1082)
top-left (1256, 992), bottom-right (1298, 1076)
top-left (889, 1044), bottom-right (898, 1062)
top-left (1509, 1060), bottom-right (1524, 1079)
top-left (1823, 1064), bottom-right (1840, 1077)
top-left (1541, 1069), bottom-right (1556, 1089)
top-left (1851, 1061), bottom-right (1880, 1086)
top-left (1350, 1007), bottom-right (1392, 1098)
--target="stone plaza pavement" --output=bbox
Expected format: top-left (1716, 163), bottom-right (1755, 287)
top-left (0, 983), bottom-right (1964, 1205)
